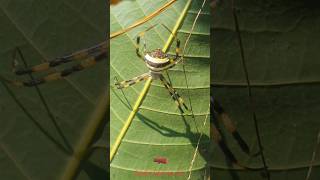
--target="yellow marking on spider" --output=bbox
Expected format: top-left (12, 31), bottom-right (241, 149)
top-left (160, 78), bottom-right (187, 112)
top-left (33, 63), bottom-right (50, 72)
top-left (11, 41), bottom-right (106, 81)
top-left (211, 124), bottom-right (222, 143)
top-left (73, 51), bottom-right (89, 60)
top-left (81, 57), bottom-right (97, 67)
top-left (45, 72), bottom-right (63, 81)
top-left (219, 113), bottom-right (236, 133)
top-left (174, 100), bottom-right (180, 106)
top-left (176, 47), bottom-right (180, 54)
top-left (177, 97), bottom-right (185, 104)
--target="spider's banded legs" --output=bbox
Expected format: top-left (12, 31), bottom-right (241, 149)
top-left (213, 99), bottom-right (250, 154)
top-left (210, 119), bottom-right (262, 171)
top-left (211, 121), bottom-right (237, 165)
top-left (210, 97), bottom-right (263, 170)
top-left (136, 24), bottom-right (158, 58)
top-left (135, 23), bottom-right (180, 59)
top-left (115, 73), bottom-right (151, 89)
top-left (13, 41), bottom-right (107, 75)
top-left (160, 77), bottom-right (184, 113)
top-left (175, 38), bottom-right (180, 59)
top-left (159, 75), bottom-right (189, 114)
top-left (157, 23), bottom-right (180, 59)
top-left (9, 52), bottom-right (106, 87)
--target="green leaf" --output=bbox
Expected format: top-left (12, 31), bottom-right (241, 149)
top-left (212, 0), bottom-right (320, 179)
top-left (110, 0), bottom-right (211, 179)
top-left (0, 1), bottom-right (107, 179)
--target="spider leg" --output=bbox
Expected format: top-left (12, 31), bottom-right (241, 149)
top-left (159, 74), bottom-right (189, 114)
top-left (136, 23), bottom-right (180, 59)
top-left (213, 99), bottom-right (250, 154)
top-left (13, 41), bottom-right (107, 75)
top-left (211, 119), bottom-right (237, 165)
top-left (115, 72), bottom-right (151, 89)
top-left (135, 24), bottom-right (158, 58)
top-left (175, 38), bottom-right (180, 60)
top-left (211, 113), bottom-right (263, 171)
top-left (8, 51), bottom-right (106, 87)
top-left (157, 23), bottom-right (180, 59)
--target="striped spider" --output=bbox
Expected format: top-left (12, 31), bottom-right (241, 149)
top-left (114, 24), bottom-right (190, 114)
top-left (5, 41), bottom-right (107, 87)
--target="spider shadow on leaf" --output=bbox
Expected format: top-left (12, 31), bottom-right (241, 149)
top-left (136, 112), bottom-right (212, 166)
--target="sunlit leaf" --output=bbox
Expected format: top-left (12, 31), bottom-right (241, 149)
top-left (110, 0), bottom-right (211, 179)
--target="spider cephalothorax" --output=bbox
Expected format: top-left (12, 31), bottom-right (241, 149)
top-left (148, 48), bottom-right (168, 58)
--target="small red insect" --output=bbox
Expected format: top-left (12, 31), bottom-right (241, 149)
top-left (153, 157), bottom-right (168, 164)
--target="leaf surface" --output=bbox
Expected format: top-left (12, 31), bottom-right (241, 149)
top-left (211, 0), bottom-right (320, 179)
top-left (110, 0), bottom-right (211, 179)
top-left (0, 1), bottom-right (107, 179)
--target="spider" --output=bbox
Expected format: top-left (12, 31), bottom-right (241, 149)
top-left (211, 97), bottom-right (263, 170)
top-left (4, 41), bottom-right (107, 87)
top-left (114, 24), bottom-right (190, 114)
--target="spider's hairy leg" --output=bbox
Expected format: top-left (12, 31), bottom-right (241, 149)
top-left (13, 41), bottom-right (107, 75)
top-left (159, 74), bottom-right (189, 114)
top-left (8, 51), bottom-right (106, 87)
top-left (115, 72), bottom-right (151, 89)
top-left (213, 99), bottom-right (250, 154)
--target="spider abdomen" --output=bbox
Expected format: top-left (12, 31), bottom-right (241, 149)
top-left (144, 49), bottom-right (174, 72)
